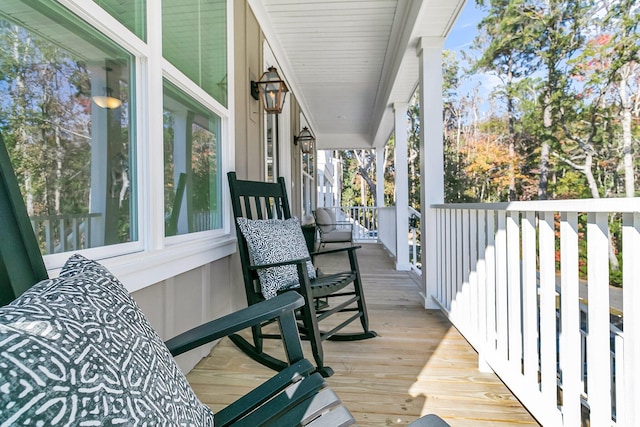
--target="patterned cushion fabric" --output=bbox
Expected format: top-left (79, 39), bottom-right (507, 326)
top-left (0, 254), bottom-right (215, 426)
top-left (236, 217), bottom-right (316, 299)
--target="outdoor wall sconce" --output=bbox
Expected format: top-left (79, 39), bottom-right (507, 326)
top-left (92, 67), bottom-right (122, 109)
top-left (294, 127), bottom-right (315, 154)
top-left (251, 66), bottom-right (288, 114)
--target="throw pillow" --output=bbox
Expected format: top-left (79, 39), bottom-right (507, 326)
top-left (314, 208), bottom-right (334, 233)
top-left (236, 217), bottom-right (316, 299)
top-left (0, 254), bottom-right (215, 426)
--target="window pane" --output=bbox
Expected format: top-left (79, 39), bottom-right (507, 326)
top-left (162, 0), bottom-right (227, 106)
top-left (163, 80), bottom-right (222, 236)
top-left (93, 0), bottom-right (146, 41)
top-left (0, 1), bottom-right (137, 255)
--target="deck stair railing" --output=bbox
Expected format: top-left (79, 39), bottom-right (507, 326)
top-left (431, 199), bottom-right (639, 427)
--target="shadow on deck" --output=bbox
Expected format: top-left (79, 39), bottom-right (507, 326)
top-left (187, 243), bottom-right (540, 426)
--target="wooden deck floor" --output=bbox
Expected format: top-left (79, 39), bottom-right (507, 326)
top-left (187, 243), bottom-right (540, 426)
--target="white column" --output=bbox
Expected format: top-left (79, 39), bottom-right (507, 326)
top-left (394, 102), bottom-right (410, 271)
top-left (418, 37), bottom-right (445, 309)
top-left (376, 148), bottom-right (385, 207)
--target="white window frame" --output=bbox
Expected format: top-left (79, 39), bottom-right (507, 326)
top-left (40, 0), bottom-right (236, 292)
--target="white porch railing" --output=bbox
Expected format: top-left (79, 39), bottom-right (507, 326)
top-left (431, 199), bottom-right (640, 427)
top-left (408, 206), bottom-right (421, 273)
top-left (322, 206), bottom-right (378, 242)
top-left (30, 213), bottom-right (101, 255)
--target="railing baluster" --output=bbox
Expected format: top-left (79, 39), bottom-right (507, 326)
top-left (560, 212), bottom-right (582, 427)
top-left (45, 219), bottom-right (53, 255)
top-left (539, 211), bottom-right (557, 410)
top-left (452, 209), bottom-right (462, 322)
top-left (507, 211), bottom-right (522, 372)
top-left (469, 209), bottom-right (479, 342)
top-left (445, 209), bottom-right (452, 310)
top-left (485, 210), bottom-right (496, 352)
top-left (495, 211), bottom-right (508, 359)
top-left (72, 217), bottom-right (79, 250)
top-left (522, 211), bottom-right (538, 386)
top-left (59, 218), bottom-right (65, 252)
top-left (460, 209), bottom-right (470, 334)
top-left (614, 330), bottom-right (624, 426)
top-left (476, 209), bottom-right (488, 370)
top-left (436, 208), bottom-right (442, 301)
top-left (586, 212), bottom-right (613, 425)
top-left (622, 212), bottom-right (640, 426)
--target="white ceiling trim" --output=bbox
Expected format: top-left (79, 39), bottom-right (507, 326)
top-left (248, 0), bottom-right (467, 151)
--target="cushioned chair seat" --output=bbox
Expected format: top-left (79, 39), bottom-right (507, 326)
top-left (313, 208), bottom-right (353, 248)
top-left (320, 230), bottom-right (353, 242)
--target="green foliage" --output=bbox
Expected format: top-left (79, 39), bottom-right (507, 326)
top-left (551, 170), bottom-right (591, 199)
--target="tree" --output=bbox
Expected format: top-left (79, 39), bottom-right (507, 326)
top-left (475, 0), bottom-right (539, 200)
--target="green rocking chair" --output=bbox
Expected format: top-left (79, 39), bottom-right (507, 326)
top-left (227, 172), bottom-right (377, 378)
top-left (0, 132), bottom-right (355, 426)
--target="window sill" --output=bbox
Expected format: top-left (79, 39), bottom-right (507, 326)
top-left (46, 234), bottom-right (237, 293)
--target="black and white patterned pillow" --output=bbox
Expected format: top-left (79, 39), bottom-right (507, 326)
top-left (0, 254), bottom-right (215, 426)
top-left (236, 217), bottom-right (316, 299)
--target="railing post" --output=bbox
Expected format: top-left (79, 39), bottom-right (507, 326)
top-left (393, 102), bottom-right (410, 271)
top-left (417, 37), bottom-right (444, 308)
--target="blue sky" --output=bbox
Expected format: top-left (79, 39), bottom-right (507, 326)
top-left (443, 1), bottom-right (504, 115)
top-left (444, 1), bottom-right (483, 52)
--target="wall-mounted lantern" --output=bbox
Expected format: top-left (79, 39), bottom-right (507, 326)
top-left (251, 66), bottom-right (288, 114)
top-left (294, 127), bottom-right (315, 154)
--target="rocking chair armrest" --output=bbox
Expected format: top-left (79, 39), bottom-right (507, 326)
top-left (310, 245), bottom-right (361, 257)
top-left (247, 257), bottom-right (311, 271)
top-left (165, 292), bottom-right (304, 357)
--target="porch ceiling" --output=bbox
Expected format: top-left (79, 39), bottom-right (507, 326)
top-left (249, 0), bottom-right (466, 150)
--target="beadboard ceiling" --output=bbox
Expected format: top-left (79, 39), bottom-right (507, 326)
top-left (249, 0), bottom-right (466, 150)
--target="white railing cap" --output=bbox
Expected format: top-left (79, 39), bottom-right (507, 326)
top-left (432, 197), bottom-right (640, 213)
